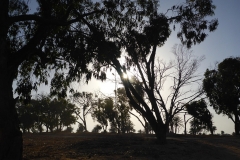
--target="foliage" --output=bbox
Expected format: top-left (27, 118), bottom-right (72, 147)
top-left (169, 115), bottom-right (184, 134)
top-left (189, 118), bottom-right (203, 135)
top-left (92, 97), bottom-right (113, 132)
top-left (92, 124), bottom-right (102, 133)
top-left (119, 44), bottom-right (206, 141)
top-left (113, 87), bottom-right (135, 133)
top-left (185, 99), bottom-right (215, 135)
top-left (16, 94), bottom-right (77, 133)
top-left (203, 57), bottom-right (240, 135)
top-left (76, 123), bottom-right (85, 133)
top-left (16, 102), bottom-right (36, 133)
top-left (71, 91), bottom-right (96, 132)
top-left (92, 89), bottom-right (135, 134)
top-left (64, 127), bottom-right (74, 133)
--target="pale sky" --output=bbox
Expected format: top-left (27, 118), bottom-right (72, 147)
top-left (14, 0), bottom-right (240, 134)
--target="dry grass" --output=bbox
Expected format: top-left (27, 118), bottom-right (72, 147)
top-left (23, 133), bottom-right (240, 160)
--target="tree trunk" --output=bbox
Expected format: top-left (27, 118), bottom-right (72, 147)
top-left (148, 119), bottom-right (167, 144)
top-left (184, 122), bottom-right (187, 135)
top-left (209, 122), bottom-right (213, 135)
top-left (83, 119), bottom-right (87, 132)
top-left (154, 125), bottom-right (167, 144)
top-left (184, 114), bottom-right (187, 135)
top-left (0, 66), bottom-right (22, 159)
top-left (0, 1), bottom-right (23, 155)
top-left (234, 113), bottom-right (239, 135)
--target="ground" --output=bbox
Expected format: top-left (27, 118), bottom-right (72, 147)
top-left (23, 133), bottom-right (240, 160)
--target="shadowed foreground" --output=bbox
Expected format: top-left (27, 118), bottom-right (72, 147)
top-left (23, 133), bottom-right (240, 160)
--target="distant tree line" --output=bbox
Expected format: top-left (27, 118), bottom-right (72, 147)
top-left (16, 94), bottom-right (76, 133)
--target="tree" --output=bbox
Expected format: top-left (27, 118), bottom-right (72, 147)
top-left (112, 87), bottom-right (134, 133)
top-left (1, 0), bottom-right (107, 158)
top-left (185, 99), bottom-right (215, 135)
top-left (92, 124), bottom-right (102, 133)
top-left (92, 91), bottom-right (134, 134)
top-left (127, 77), bottom-right (153, 135)
top-left (118, 44), bottom-right (206, 142)
top-left (76, 123), bottom-right (85, 133)
top-left (221, 131), bottom-right (225, 135)
top-left (1, 0), bottom-right (218, 157)
top-left (170, 115), bottom-right (184, 134)
top-left (16, 102), bottom-right (36, 133)
top-left (71, 91), bottom-right (96, 132)
top-left (16, 95), bottom-right (77, 133)
top-left (183, 112), bottom-right (193, 135)
top-left (92, 98), bottom-right (114, 132)
top-left (189, 118), bottom-right (203, 135)
top-left (83, 0), bottom-right (217, 143)
top-left (58, 99), bottom-right (77, 131)
top-left (203, 57), bottom-right (240, 135)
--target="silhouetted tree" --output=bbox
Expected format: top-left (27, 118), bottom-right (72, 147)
top-left (1, 1), bottom-right (106, 157)
top-left (16, 102), bottom-right (36, 133)
top-left (64, 126), bottom-right (74, 133)
top-left (203, 57), bottom-right (240, 135)
top-left (92, 98), bottom-right (113, 132)
top-left (221, 131), bottom-right (225, 135)
top-left (113, 87), bottom-right (134, 133)
top-left (76, 123), bottom-right (85, 133)
top-left (170, 115), bottom-right (184, 134)
top-left (71, 91), bottom-right (96, 132)
top-left (45, 98), bottom-right (76, 132)
top-left (185, 99), bottom-right (215, 135)
top-left (189, 118), bottom-right (203, 135)
top-left (92, 124), bottom-right (102, 133)
top-left (102, 0), bottom-right (218, 143)
top-left (17, 95), bottom-right (77, 133)
top-left (120, 44), bottom-right (206, 141)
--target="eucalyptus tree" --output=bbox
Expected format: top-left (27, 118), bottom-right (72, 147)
top-left (83, 0), bottom-right (217, 143)
top-left (92, 98), bottom-right (114, 132)
top-left (92, 124), bottom-right (102, 133)
top-left (16, 101), bottom-right (36, 133)
top-left (189, 118), bottom-right (203, 135)
top-left (1, 0), bottom-right (106, 158)
top-left (113, 87), bottom-right (133, 133)
top-left (71, 91), bottom-right (96, 132)
top-left (170, 115), bottom-right (184, 134)
top-left (107, 0), bottom-right (218, 143)
top-left (185, 99), bottom-right (215, 135)
top-left (203, 57), bottom-right (240, 135)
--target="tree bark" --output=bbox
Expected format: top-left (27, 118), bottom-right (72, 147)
top-left (0, 65), bottom-right (22, 159)
top-left (154, 124), bottom-right (167, 144)
top-left (234, 113), bottom-right (239, 135)
top-left (0, 1), bottom-right (23, 158)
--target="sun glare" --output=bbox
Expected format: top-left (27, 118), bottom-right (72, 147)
top-left (123, 73), bottom-right (128, 79)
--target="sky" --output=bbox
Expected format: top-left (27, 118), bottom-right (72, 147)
top-left (17, 0), bottom-right (240, 134)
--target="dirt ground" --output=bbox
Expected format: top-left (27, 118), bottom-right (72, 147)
top-left (23, 133), bottom-right (240, 160)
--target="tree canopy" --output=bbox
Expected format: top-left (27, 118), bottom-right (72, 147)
top-left (16, 94), bottom-right (77, 133)
top-left (185, 99), bottom-right (215, 135)
top-left (203, 57), bottom-right (240, 135)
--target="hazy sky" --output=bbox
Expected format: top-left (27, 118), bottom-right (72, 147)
top-left (18, 0), bottom-right (240, 134)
